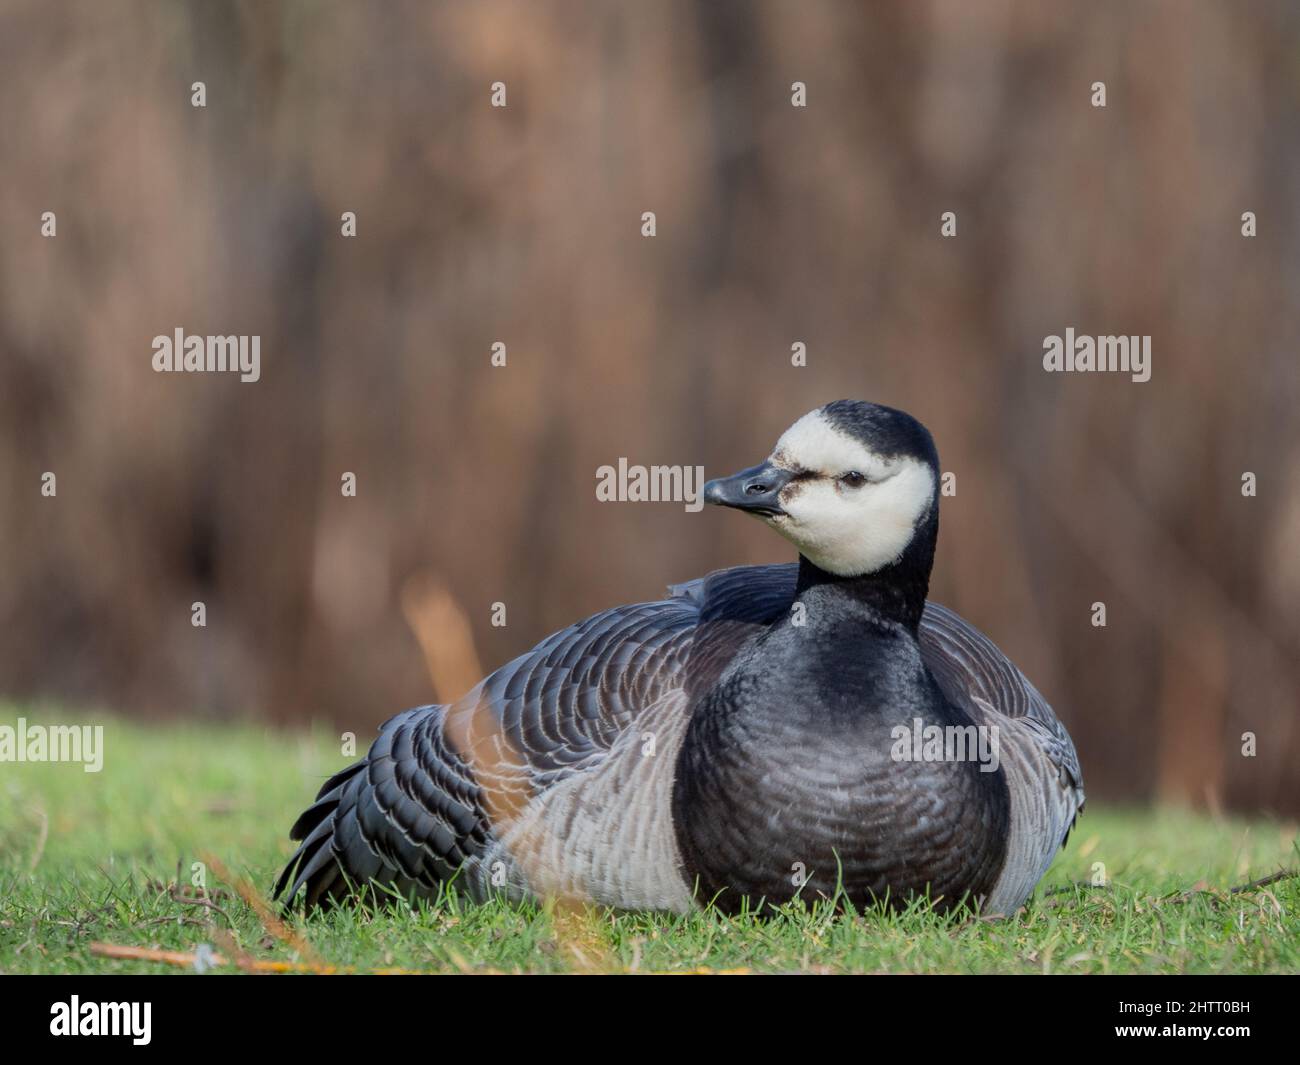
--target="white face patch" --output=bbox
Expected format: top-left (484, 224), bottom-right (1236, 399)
top-left (765, 409), bottom-right (936, 576)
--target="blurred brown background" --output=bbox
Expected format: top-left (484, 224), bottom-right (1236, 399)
top-left (0, 1), bottom-right (1296, 814)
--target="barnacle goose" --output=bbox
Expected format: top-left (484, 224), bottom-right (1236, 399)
top-left (277, 400), bottom-right (1083, 916)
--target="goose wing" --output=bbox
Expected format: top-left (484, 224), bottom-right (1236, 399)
top-left (457, 561), bottom-right (805, 788)
top-left (918, 601), bottom-right (1085, 912)
top-left (480, 563), bottom-right (796, 789)
top-left (277, 575), bottom-right (774, 908)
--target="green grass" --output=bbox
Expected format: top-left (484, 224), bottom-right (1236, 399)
top-left (1, 709), bottom-right (1296, 974)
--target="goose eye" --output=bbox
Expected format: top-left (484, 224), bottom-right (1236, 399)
top-left (839, 471), bottom-right (867, 488)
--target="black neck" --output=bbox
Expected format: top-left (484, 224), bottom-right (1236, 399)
top-left (794, 506), bottom-right (938, 632)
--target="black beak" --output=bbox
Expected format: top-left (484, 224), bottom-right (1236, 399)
top-left (704, 461), bottom-right (793, 516)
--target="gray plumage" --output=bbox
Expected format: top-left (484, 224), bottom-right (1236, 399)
top-left (277, 401), bottom-right (1084, 916)
top-left (277, 563), bottom-right (1082, 915)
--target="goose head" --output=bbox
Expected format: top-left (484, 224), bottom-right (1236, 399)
top-left (704, 400), bottom-right (940, 579)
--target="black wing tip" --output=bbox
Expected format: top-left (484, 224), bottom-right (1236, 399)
top-left (277, 759), bottom-right (369, 906)
top-left (274, 839), bottom-right (346, 913)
